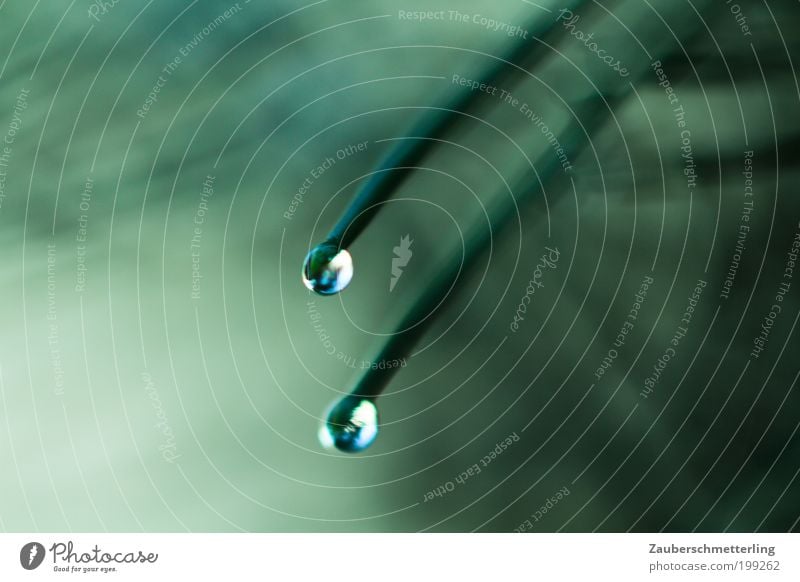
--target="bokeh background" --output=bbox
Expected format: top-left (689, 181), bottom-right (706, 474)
top-left (0, 0), bottom-right (798, 532)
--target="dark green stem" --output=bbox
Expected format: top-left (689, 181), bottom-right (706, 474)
top-left (325, 0), bottom-right (591, 250)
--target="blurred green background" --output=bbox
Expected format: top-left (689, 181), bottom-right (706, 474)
top-left (0, 0), bottom-right (798, 532)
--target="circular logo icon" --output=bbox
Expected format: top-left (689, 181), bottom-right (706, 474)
top-left (20, 542), bottom-right (45, 570)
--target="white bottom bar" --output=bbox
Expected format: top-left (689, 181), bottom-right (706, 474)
top-left (1, 534), bottom-right (797, 581)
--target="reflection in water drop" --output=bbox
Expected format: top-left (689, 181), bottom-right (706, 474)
top-left (302, 242), bottom-right (353, 295)
top-left (319, 396), bottom-right (379, 453)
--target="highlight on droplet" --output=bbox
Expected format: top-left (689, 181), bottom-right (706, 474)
top-left (319, 395), bottom-right (379, 453)
top-left (302, 242), bottom-right (354, 295)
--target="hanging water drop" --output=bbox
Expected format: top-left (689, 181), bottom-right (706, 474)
top-left (319, 395), bottom-right (379, 453)
top-left (302, 242), bottom-right (353, 295)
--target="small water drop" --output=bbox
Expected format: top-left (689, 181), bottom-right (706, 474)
top-left (302, 243), bottom-right (353, 295)
top-left (319, 396), bottom-right (379, 453)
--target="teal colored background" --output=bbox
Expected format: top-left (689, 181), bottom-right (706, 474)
top-left (0, 0), bottom-right (798, 532)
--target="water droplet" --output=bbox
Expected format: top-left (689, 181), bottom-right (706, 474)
top-left (302, 243), bottom-right (353, 295)
top-left (319, 396), bottom-right (379, 453)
